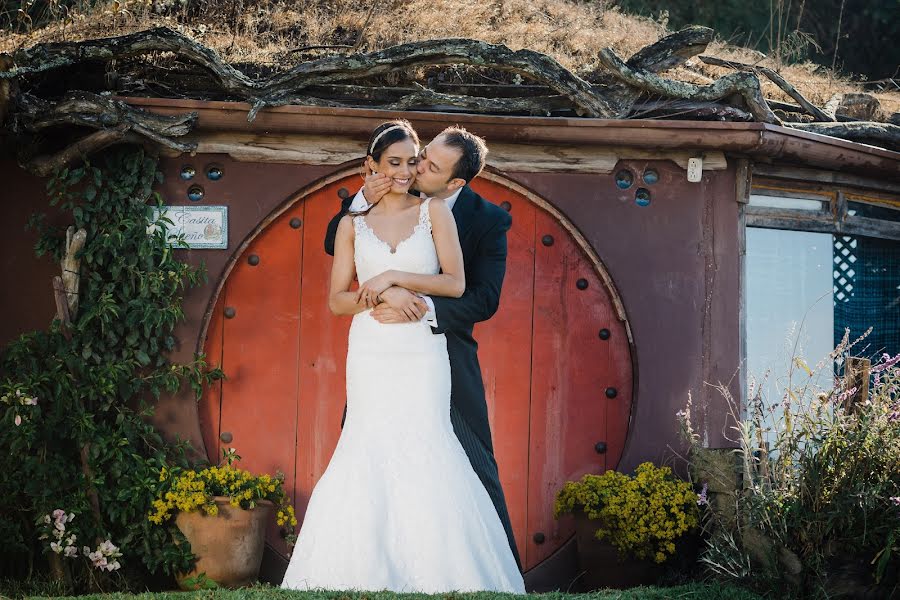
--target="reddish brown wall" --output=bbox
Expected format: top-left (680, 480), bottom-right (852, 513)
top-left (1, 153), bottom-right (741, 473)
top-left (507, 162), bottom-right (741, 472)
top-left (2, 162), bottom-right (65, 348)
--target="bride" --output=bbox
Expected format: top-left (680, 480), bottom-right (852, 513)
top-left (280, 120), bottom-right (526, 594)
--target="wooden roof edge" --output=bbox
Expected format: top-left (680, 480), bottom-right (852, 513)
top-left (122, 96), bottom-right (900, 181)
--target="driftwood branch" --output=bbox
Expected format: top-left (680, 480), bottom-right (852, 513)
top-left (598, 47), bottom-right (781, 124)
top-left (26, 126), bottom-right (130, 177)
top-left (384, 83), bottom-right (563, 115)
top-left (17, 91), bottom-right (197, 175)
top-left (18, 91), bottom-right (197, 137)
top-left (699, 55), bottom-right (833, 122)
top-left (785, 121), bottom-right (900, 149)
top-left (5, 26), bottom-right (896, 156)
top-left (627, 26), bottom-right (715, 73)
top-left (4, 28), bottom-right (621, 120)
top-left (627, 99), bottom-right (753, 121)
top-left (5, 26), bottom-right (254, 97)
top-left (251, 38), bottom-right (621, 120)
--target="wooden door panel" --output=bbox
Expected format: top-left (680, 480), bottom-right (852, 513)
top-left (526, 210), bottom-right (613, 568)
top-left (219, 205), bottom-right (305, 556)
top-left (471, 179), bottom-right (536, 566)
top-left (294, 182), bottom-right (352, 519)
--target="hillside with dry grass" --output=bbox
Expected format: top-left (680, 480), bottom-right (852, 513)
top-left (1, 0), bottom-right (897, 115)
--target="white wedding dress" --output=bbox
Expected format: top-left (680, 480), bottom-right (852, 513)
top-left (281, 198), bottom-right (525, 594)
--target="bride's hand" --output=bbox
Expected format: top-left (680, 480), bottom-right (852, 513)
top-left (356, 271), bottom-right (395, 307)
top-left (379, 286), bottom-right (428, 321)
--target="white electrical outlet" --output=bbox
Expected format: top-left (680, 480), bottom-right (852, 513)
top-left (687, 157), bottom-right (703, 182)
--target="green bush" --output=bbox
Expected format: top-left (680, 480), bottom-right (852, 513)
top-left (0, 147), bottom-right (223, 592)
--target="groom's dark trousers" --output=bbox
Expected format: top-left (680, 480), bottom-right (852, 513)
top-left (324, 185), bottom-right (522, 571)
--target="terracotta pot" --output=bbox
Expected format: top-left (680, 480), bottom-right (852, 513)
top-left (573, 511), bottom-right (664, 590)
top-left (175, 496), bottom-right (274, 589)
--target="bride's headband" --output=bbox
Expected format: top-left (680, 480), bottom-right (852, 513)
top-left (368, 124), bottom-right (407, 155)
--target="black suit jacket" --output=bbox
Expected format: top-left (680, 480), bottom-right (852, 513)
top-left (323, 185), bottom-right (512, 450)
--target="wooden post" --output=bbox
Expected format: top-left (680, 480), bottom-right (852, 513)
top-left (61, 226), bottom-right (87, 317)
top-left (843, 357), bottom-right (871, 413)
top-left (52, 276), bottom-right (72, 340)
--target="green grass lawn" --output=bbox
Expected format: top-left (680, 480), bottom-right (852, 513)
top-left (13, 582), bottom-right (765, 600)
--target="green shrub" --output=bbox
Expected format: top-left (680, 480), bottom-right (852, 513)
top-left (0, 147), bottom-right (223, 592)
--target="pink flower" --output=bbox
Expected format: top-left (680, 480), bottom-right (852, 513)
top-left (63, 546), bottom-right (78, 558)
top-left (891, 497), bottom-right (900, 506)
top-left (872, 353), bottom-right (900, 373)
top-left (14, 414), bottom-right (21, 426)
top-left (88, 550), bottom-right (107, 568)
top-left (52, 509), bottom-right (65, 519)
top-left (23, 397), bottom-right (37, 406)
top-left (835, 387), bottom-right (858, 405)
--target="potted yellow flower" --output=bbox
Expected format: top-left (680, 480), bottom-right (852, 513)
top-left (148, 448), bottom-right (297, 589)
top-left (554, 462), bottom-right (700, 589)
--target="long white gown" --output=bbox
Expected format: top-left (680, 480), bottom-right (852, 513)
top-left (280, 198), bottom-right (525, 594)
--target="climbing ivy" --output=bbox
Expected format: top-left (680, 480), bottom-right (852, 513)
top-left (0, 146), bottom-right (224, 592)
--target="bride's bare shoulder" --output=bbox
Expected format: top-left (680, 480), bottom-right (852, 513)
top-left (336, 214), bottom-right (355, 238)
top-left (425, 197), bottom-right (454, 229)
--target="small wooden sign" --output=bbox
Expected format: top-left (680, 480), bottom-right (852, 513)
top-left (152, 205), bottom-right (228, 249)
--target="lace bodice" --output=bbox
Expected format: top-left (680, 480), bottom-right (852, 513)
top-left (352, 198), bottom-right (439, 284)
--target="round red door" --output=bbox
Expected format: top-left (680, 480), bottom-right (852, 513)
top-left (199, 171), bottom-right (634, 570)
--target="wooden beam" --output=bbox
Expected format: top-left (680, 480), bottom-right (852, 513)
top-left (745, 206), bottom-right (900, 241)
top-left (752, 164), bottom-right (900, 195)
top-left (735, 158), bottom-right (752, 203)
top-left (179, 131), bottom-right (728, 173)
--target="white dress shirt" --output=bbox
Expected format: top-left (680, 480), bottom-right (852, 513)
top-left (350, 187), bottom-right (464, 327)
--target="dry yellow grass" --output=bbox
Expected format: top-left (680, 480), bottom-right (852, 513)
top-left (1, 0), bottom-right (896, 115)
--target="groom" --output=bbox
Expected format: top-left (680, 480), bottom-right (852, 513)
top-left (323, 126), bottom-right (521, 571)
